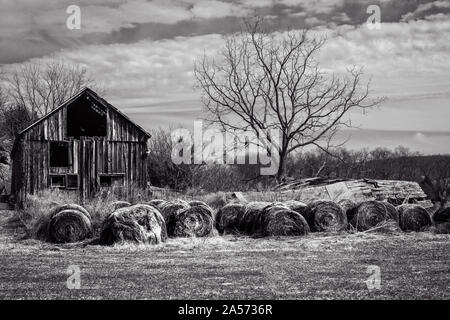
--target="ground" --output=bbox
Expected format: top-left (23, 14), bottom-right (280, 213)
top-left (0, 210), bottom-right (449, 299)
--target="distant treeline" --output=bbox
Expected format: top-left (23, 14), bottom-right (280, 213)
top-left (146, 129), bottom-right (450, 205)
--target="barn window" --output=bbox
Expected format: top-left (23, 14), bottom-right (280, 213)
top-left (66, 174), bottom-right (79, 189)
top-left (99, 174), bottom-right (124, 187)
top-left (50, 141), bottom-right (69, 167)
top-left (50, 175), bottom-right (65, 188)
top-left (67, 95), bottom-right (107, 138)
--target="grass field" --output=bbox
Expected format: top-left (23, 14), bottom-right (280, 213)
top-left (0, 210), bottom-right (449, 299)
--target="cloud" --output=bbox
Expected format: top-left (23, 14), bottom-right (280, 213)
top-left (3, 0), bottom-right (448, 64)
top-left (14, 34), bottom-right (224, 107)
top-left (316, 16), bottom-right (450, 74)
top-left (304, 16), bottom-right (324, 26)
top-left (190, 0), bottom-right (250, 19)
top-left (0, 1), bottom-right (244, 63)
top-left (401, 0), bottom-right (450, 21)
top-left (0, 0), bottom-right (242, 44)
top-left (1, 2), bottom-right (449, 144)
top-left (279, 0), bottom-right (345, 14)
top-left (332, 12), bottom-right (351, 23)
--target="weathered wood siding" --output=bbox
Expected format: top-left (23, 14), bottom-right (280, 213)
top-left (107, 109), bottom-right (148, 142)
top-left (11, 90), bottom-right (150, 203)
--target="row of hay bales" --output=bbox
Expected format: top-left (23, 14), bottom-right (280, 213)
top-left (99, 199), bottom-right (215, 245)
top-left (37, 198), bottom-right (450, 244)
top-left (37, 199), bottom-right (215, 245)
top-left (216, 201), bottom-right (310, 236)
top-left (216, 200), bottom-right (353, 236)
top-left (217, 199), bottom-right (450, 236)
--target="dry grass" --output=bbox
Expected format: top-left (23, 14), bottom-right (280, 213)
top-left (16, 189), bottom-right (235, 241)
top-left (17, 189), bottom-right (126, 239)
top-left (15, 189), bottom-right (79, 238)
top-left (16, 189), bottom-right (228, 241)
top-left (202, 192), bottom-right (228, 210)
top-left (1, 209), bottom-right (449, 299)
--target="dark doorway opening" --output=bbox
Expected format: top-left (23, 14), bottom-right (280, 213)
top-left (50, 141), bottom-right (69, 167)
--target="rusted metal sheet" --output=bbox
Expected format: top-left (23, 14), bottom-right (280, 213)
top-left (272, 177), bottom-right (433, 207)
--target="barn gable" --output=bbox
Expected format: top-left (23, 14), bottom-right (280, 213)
top-left (18, 87), bottom-right (151, 141)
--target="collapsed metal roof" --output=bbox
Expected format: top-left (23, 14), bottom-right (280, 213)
top-left (274, 177), bottom-right (433, 208)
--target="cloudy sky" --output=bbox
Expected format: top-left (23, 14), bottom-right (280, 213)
top-left (1, 0), bottom-right (449, 154)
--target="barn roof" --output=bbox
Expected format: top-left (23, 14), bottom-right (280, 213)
top-left (18, 87), bottom-right (151, 138)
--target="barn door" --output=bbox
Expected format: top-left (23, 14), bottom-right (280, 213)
top-left (79, 138), bottom-right (97, 200)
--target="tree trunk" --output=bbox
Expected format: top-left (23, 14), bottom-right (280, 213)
top-left (276, 152), bottom-right (287, 184)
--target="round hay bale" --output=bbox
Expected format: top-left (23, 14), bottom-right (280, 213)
top-left (433, 207), bottom-right (450, 224)
top-left (215, 203), bottom-right (245, 235)
top-left (34, 215), bottom-right (52, 241)
top-left (434, 222), bottom-right (450, 234)
top-left (432, 207), bottom-right (450, 234)
top-left (338, 199), bottom-right (358, 221)
top-left (238, 201), bottom-right (272, 235)
top-left (269, 201), bottom-right (290, 209)
top-left (146, 199), bottom-right (166, 208)
top-left (35, 203), bottom-right (92, 242)
top-left (49, 203), bottom-right (91, 220)
top-left (191, 203), bottom-right (215, 225)
top-left (189, 200), bottom-right (208, 207)
top-left (248, 203), bottom-right (289, 236)
top-left (109, 201), bottom-right (131, 212)
top-left (381, 202), bottom-right (399, 222)
top-left (284, 200), bottom-right (307, 216)
top-left (304, 201), bottom-right (347, 232)
top-left (172, 205), bottom-right (214, 237)
top-left (48, 209), bottom-right (92, 243)
top-left (159, 200), bottom-right (190, 235)
top-left (262, 206), bottom-right (309, 237)
top-left (160, 199), bottom-right (190, 209)
top-left (99, 204), bottom-right (167, 245)
top-left (195, 204), bottom-right (214, 217)
top-left (350, 201), bottom-right (391, 231)
top-left (262, 203), bottom-right (289, 214)
top-left (397, 204), bottom-right (432, 232)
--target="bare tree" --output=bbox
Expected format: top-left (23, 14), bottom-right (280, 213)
top-left (1, 88), bottom-right (30, 151)
top-left (195, 19), bottom-right (383, 182)
top-left (2, 60), bottom-right (99, 119)
top-left (0, 102), bottom-right (34, 144)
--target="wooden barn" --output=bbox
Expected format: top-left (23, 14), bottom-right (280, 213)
top-left (10, 87), bottom-right (151, 203)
